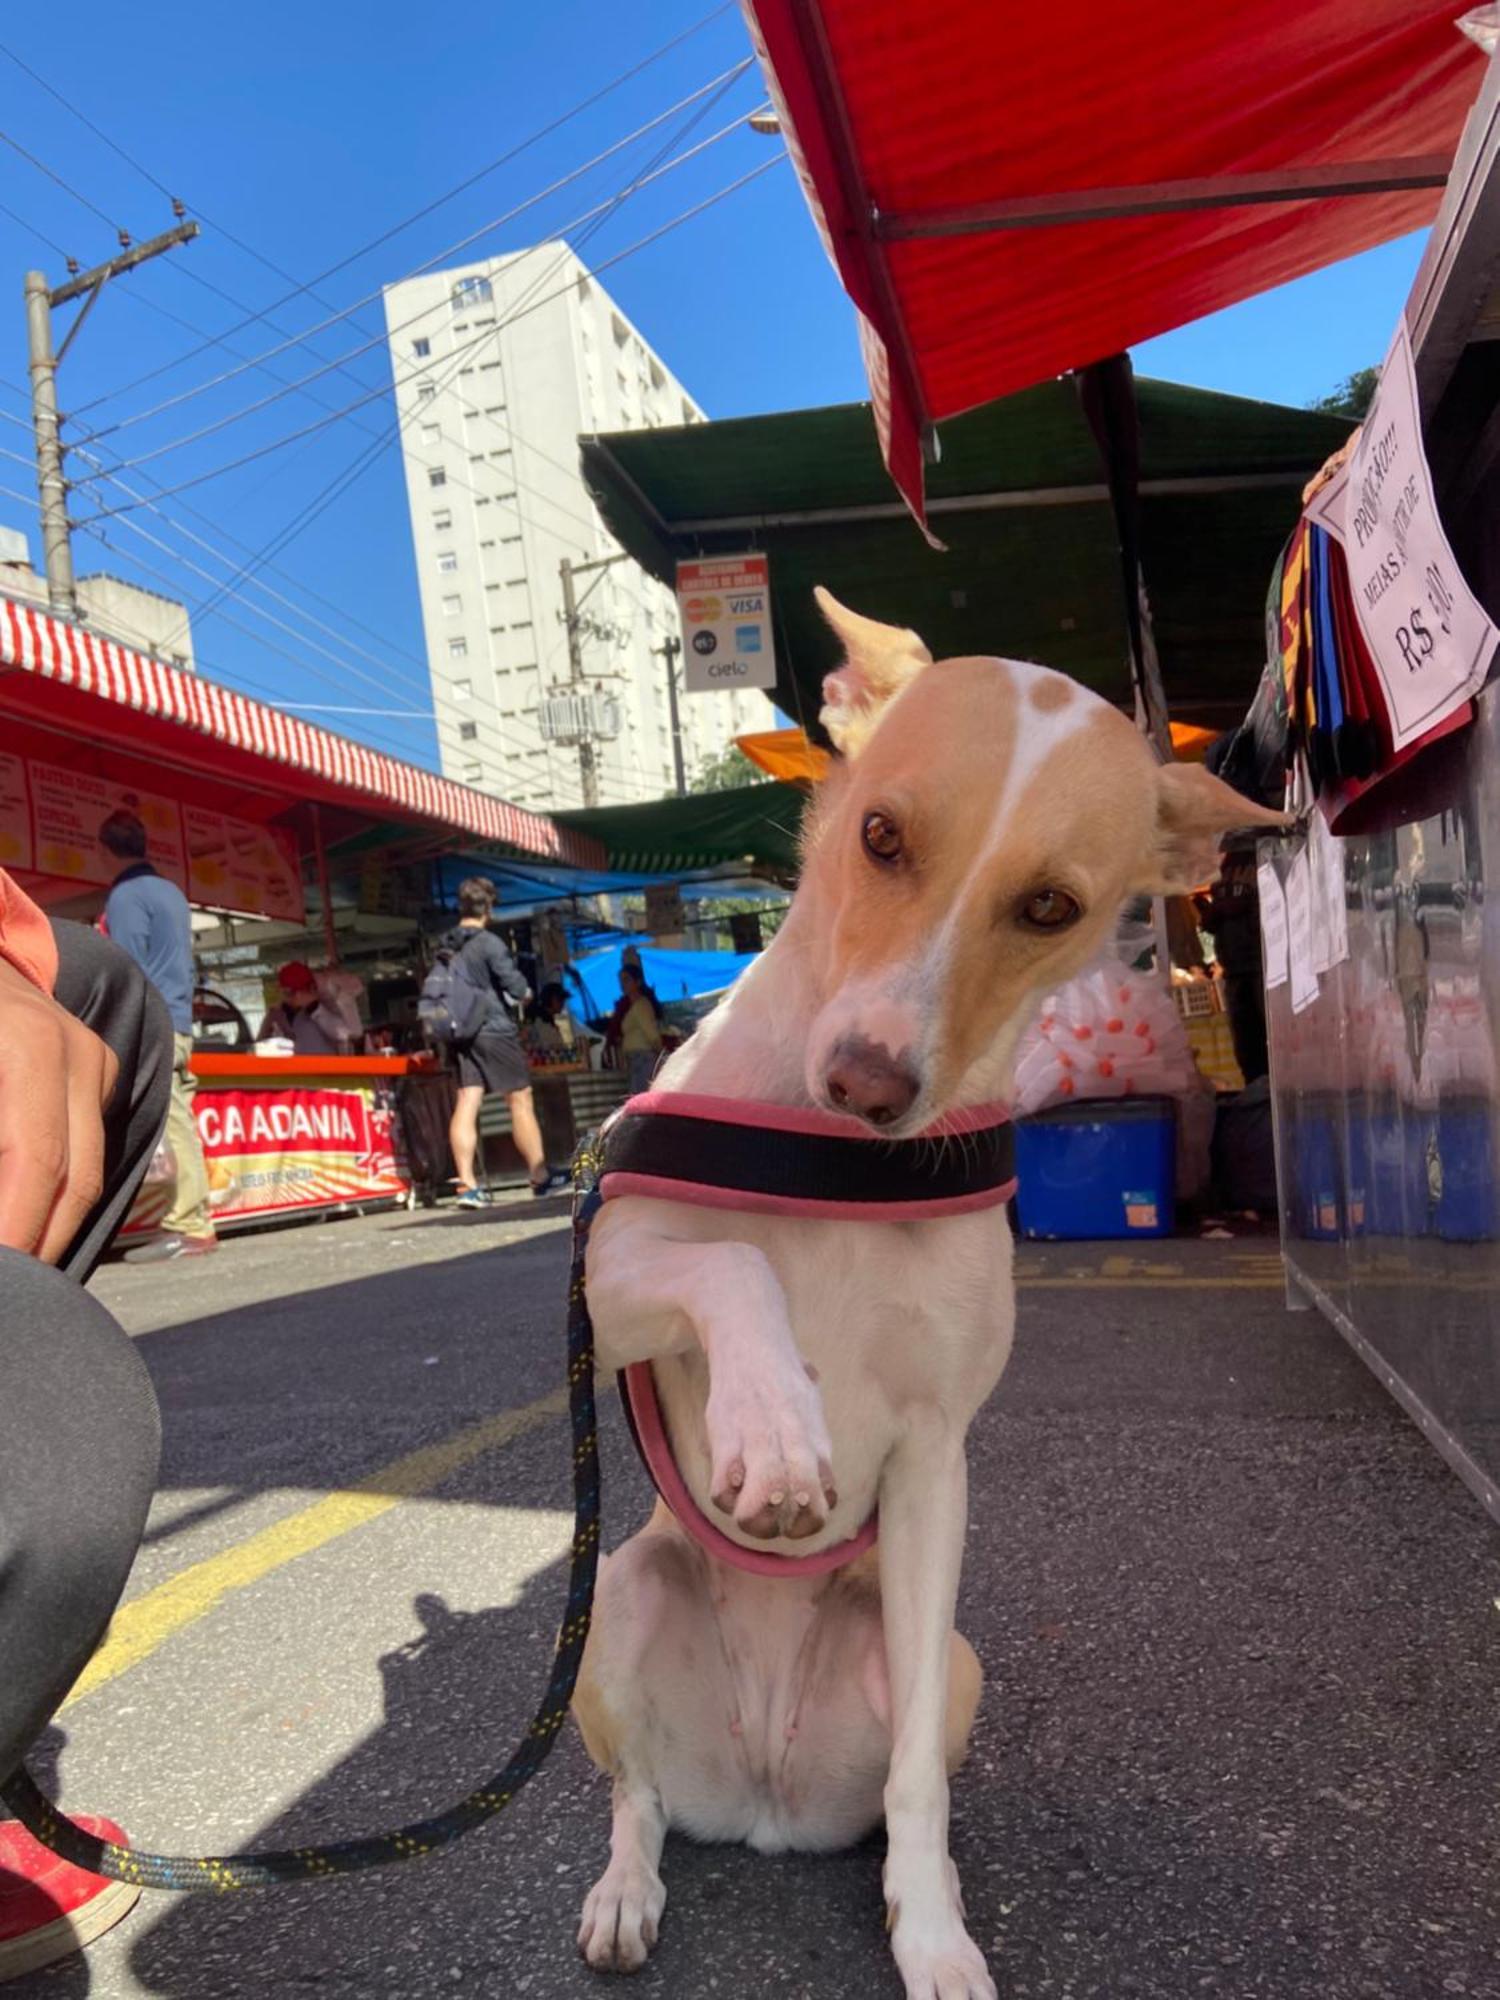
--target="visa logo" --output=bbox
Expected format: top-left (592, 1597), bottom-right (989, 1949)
top-left (728, 595), bottom-right (763, 614)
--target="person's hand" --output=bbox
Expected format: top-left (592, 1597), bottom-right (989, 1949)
top-left (0, 954), bottom-right (118, 1263)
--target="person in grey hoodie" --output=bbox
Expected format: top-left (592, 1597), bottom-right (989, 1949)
top-left (444, 876), bottom-right (567, 1206)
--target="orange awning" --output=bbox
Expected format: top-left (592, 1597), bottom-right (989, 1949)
top-left (735, 728), bottom-right (831, 784)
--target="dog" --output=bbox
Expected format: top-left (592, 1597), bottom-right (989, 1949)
top-left (573, 590), bottom-right (1284, 1998)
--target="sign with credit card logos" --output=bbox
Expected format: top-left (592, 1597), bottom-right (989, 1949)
top-left (676, 554), bottom-right (777, 693)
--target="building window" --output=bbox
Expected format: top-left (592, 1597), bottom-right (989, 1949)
top-left (428, 467), bottom-right (446, 488)
top-left (420, 423), bottom-right (441, 446)
top-left (432, 509), bottom-right (452, 531)
top-left (413, 336), bottom-right (431, 359)
top-left (452, 274), bottom-right (493, 311)
top-left (449, 641), bottom-right (468, 662)
top-left (459, 721), bottom-right (478, 742)
top-left (442, 594), bottom-right (462, 617)
top-left (416, 380), bottom-right (436, 402)
top-left (463, 762), bottom-right (483, 783)
top-left (437, 550), bottom-right (459, 573)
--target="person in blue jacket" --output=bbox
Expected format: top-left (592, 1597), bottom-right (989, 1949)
top-left (99, 810), bottom-right (218, 1262)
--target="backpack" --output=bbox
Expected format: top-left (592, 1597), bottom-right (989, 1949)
top-left (418, 933), bottom-right (491, 1047)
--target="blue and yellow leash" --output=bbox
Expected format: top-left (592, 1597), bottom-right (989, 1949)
top-left (0, 1141), bottom-right (607, 1892)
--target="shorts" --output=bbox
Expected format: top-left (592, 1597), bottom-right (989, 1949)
top-left (454, 1028), bottom-right (531, 1096)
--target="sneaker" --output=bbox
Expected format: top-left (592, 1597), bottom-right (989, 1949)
top-left (123, 1233), bottom-right (219, 1264)
top-left (455, 1187), bottom-right (492, 1211)
top-left (0, 1814), bottom-right (140, 1980)
top-left (530, 1168), bottom-right (571, 1198)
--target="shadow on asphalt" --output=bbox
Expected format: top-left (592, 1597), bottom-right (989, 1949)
top-left (39, 1241), bottom-right (1500, 1996)
top-left (381, 1192), bottom-right (573, 1231)
top-left (131, 1229), bottom-right (582, 1508)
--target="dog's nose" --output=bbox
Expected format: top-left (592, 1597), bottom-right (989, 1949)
top-left (825, 1039), bottom-right (919, 1127)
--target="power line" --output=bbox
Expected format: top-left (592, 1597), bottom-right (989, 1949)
top-left (53, 4), bottom-right (737, 419)
top-left (76, 67), bottom-right (755, 448)
top-left (73, 157), bottom-right (781, 523)
top-left (0, 125), bottom-right (131, 239)
top-left (81, 95), bottom-right (756, 466)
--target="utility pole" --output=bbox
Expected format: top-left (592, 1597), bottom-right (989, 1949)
top-left (557, 554), bottom-right (599, 808)
top-left (658, 634), bottom-right (686, 796)
top-left (25, 219), bottom-right (200, 617)
top-left (557, 549), bottom-right (631, 809)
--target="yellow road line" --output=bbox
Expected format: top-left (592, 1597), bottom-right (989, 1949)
top-left (64, 1385), bottom-right (568, 1710)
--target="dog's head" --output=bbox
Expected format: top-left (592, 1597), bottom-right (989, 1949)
top-left (797, 589), bottom-right (1286, 1133)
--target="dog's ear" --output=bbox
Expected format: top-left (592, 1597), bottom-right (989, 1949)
top-left (1132, 763), bottom-right (1290, 894)
top-left (816, 586), bottom-right (932, 758)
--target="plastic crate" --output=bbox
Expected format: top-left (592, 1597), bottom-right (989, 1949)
top-left (1014, 1095), bottom-right (1177, 1240)
top-left (1172, 978), bottom-right (1222, 1021)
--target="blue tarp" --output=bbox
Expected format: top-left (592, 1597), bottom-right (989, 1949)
top-left (433, 856), bottom-right (785, 915)
top-left (568, 939), bottom-right (758, 1020)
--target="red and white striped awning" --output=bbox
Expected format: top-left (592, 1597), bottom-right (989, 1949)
top-left (0, 594), bottom-right (604, 871)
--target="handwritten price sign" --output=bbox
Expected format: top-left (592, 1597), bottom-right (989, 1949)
top-left (1306, 316), bottom-right (1498, 752)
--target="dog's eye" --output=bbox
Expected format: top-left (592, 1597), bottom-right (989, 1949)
top-left (862, 810), bottom-right (903, 864)
top-left (1018, 888), bottom-right (1081, 931)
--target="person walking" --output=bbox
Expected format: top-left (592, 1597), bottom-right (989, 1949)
top-left (97, 811), bottom-right (217, 1262)
top-left (0, 869), bottom-right (172, 1980)
top-left (442, 877), bottom-right (567, 1206)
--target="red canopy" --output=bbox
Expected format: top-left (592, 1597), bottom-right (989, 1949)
top-left (746, 0), bottom-right (1486, 525)
top-left (0, 593), bottom-right (604, 908)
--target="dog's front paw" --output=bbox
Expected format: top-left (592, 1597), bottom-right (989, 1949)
top-left (889, 1913), bottom-right (997, 2000)
top-left (705, 1346), bottom-right (835, 1541)
top-left (578, 1862), bottom-right (666, 1973)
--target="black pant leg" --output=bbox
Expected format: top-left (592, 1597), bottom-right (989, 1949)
top-left (0, 1251), bottom-right (161, 1786)
top-left (1223, 972), bottom-right (1270, 1086)
top-left (49, 919), bottom-right (174, 1283)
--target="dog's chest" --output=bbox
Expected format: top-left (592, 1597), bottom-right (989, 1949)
top-left (649, 1209), bottom-right (1015, 1544)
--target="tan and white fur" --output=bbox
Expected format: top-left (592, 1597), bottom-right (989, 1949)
top-left (573, 592), bottom-right (1283, 1998)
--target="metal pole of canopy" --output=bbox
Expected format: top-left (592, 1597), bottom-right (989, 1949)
top-left (1075, 353), bottom-right (1204, 979)
top-left (310, 802), bottom-right (339, 966)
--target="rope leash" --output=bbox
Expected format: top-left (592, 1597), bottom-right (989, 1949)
top-left (0, 1143), bottom-right (607, 1892)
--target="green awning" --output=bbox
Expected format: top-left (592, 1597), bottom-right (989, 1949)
top-left (553, 782), bottom-right (807, 877)
top-left (581, 379), bottom-right (1349, 732)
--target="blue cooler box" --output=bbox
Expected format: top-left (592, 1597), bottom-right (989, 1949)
top-left (1014, 1096), bottom-right (1177, 1240)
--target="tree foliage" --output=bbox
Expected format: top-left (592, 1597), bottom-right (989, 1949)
top-left (690, 743), bottom-right (767, 792)
top-left (1308, 366), bottom-right (1380, 421)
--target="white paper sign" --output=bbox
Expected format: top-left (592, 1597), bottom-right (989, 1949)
top-left (1306, 316), bottom-right (1499, 751)
top-left (1285, 849), bottom-right (1319, 1015)
top-left (1258, 862), bottom-right (1289, 989)
top-left (1314, 812), bottom-right (1349, 970)
top-left (676, 554), bottom-right (777, 693)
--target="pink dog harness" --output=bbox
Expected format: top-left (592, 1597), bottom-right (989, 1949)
top-left (592, 1091), bottom-right (1017, 1579)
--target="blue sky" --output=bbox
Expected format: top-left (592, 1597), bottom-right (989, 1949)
top-left (0, 1), bottom-right (1424, 777)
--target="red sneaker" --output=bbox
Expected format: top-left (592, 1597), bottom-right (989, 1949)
top-left (0, 1815), bottom-right (140, 1981)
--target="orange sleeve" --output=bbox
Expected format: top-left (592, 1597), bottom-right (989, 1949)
top-left (0, 869), bottom-right (58, 995)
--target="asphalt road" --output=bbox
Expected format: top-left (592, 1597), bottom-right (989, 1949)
top-left (11, 1204), bottom-right (1500, 1999)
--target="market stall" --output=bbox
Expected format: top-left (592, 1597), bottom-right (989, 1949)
top-left (125, 1054), bottom-right (418, 1235)
top-left (1239, 57), bottom-right (1500, 1527)
top-left (690, 0), bottom-right (1500, 1506)
top-left (0, 591), bottom-right (605, 1231)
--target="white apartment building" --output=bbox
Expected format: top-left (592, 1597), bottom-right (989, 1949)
top-left (382, 243), bottom-right (773, 811)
